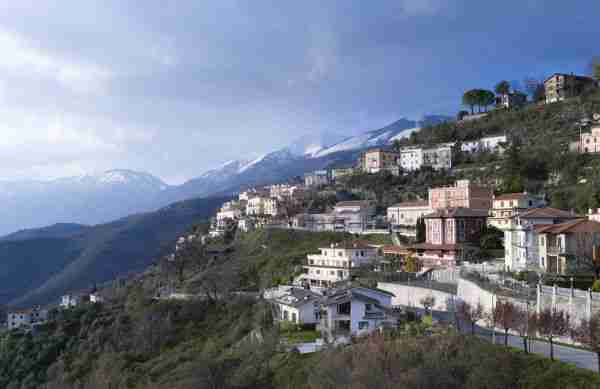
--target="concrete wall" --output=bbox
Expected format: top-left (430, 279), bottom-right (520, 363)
top-left (377, 282), bottom-right (454, 311)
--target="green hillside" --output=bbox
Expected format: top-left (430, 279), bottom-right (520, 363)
top-left (1, 196), bottom-right (228, 307)
top-left (0, 229), bottom-right (598, 389)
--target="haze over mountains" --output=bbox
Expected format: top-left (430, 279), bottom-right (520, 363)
top-left (0, 115), bottom-right (450, 236)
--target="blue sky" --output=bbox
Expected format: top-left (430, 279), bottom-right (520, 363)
top-left (0, 0), bottom-right (598, 184)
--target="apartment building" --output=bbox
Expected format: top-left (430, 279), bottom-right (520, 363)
top-left (305, 170), bottom-right (331, 188)
top-left (299, 242), bottom-right (379, 287)
top-left (246, 196), bottom-right (278, 216)
top-left (269, 184), bottom-right (305, 201)
top-left (536, 219), bottom-right (600, 274)
top-left (572, 125), bottom-right (600, 154)
top-left (413, 208), bottom-right (488, 267)
top-left (428, 180), bottom-right (493, 210)
top-left (359, 149), bottom-right (400, 175)
top-left (7, 307), bottom-right (48, 330)
top-left (496, 92), bottom-right (527, 109)
top-left (460, 135), bottom-right (507, 154)
top-left (504, 207), bottom-right (578, 271)
top-left (333, 201), bottom-right (376, 233)
top-left (488, 192), bottom-right (545, 230)
top-left (544, 73), bottom-right (597, 104)
top-left (387, 201), bottom-right (432, 237)
top-left (399, 144), bottom-right (453, 172)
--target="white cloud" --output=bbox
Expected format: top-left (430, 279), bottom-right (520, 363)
top-left (0, 28), bottom-right (113, 94)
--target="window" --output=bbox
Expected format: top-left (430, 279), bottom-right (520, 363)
top-left (365, 303), bottom-right (372, 312)
top-left (358, 321), bottom-right (369, 330)
top-left (291, 312), bottom-right (297, 323)
top-left (283, 310), bottom-right (289, 320)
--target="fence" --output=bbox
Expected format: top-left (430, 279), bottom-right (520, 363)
top-left (537, 284), bottom-right (600, 325)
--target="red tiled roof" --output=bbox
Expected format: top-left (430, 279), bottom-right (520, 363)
top-left (516, 207), bottom-right (576, 220)
top-left (381, 245), bottom-right (411, 255)
top-left (494, 193), bottom-right (528, 201)
top-left (535, 219), bottom-right (600, 234)
top-left (389, 201), bottom-right (430, 208)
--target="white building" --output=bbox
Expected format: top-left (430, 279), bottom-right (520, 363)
top-left (237, 217), bottom-right (255, 232)
top-left (60, 293), bottom-right (86, 308)
top-left (488, 192), bottom-right (545, 230)
top-left (299, 242), bottom-right (379, 288)
top-left (271, 287), bottom-right (322, 325)
top-left (269, 184), bottom-right (305, 201)
top-left (399, 144), bottom-right (453, 171)
top-left (460, 135), bottom-right (507, 154)
top-left (292, 213), bottom-right (336, 231)
top-left (387, 201), bottom-right (432, 237)
top-left (319, 286), bottom-right (396, 338)
top-left (305, 170), bottom-right (331, 188)
top-left (504, 207), bottom-right (578, 272)
top-left (333, 201), bottom-right (376, 233)
top-left (7, 307), bottom-right (48, 330)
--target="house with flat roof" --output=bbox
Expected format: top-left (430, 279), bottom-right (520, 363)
top-left (299, 241), bottom-right (379, 288)
top-left (387, 200), bottom-right (432, 237)
top-left (544, 73), bottom-right (597, 104)
top-left (488, 192), bottom-right (545, 230)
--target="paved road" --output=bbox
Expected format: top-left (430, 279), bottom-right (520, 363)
top-left (424, 309), bottom-right (599, 372)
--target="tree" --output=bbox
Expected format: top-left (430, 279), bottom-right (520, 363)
top-left (404, 256), bottom-right (420, 273)
top-left (574, 311), bottom-right (600, 373)
top-left (495, 80), bottom-right (511, 96)
top-left (589, 57), bottom-right (600, 80)
top-left (480, 225), bottom-right (504, 260)
top-left (514, 305), bottom-right (537, 354)
top-left (492, 300), bottom-right (519, 346)
top-left (456, 300), bottom-right (484, 335)
top-left (537, 308), bottom-right (570, 361)
top-left (462, 89), bottom-right (479, 114)
top-left (419, 295), bottom-right (436, 315)
top-left (415, 217), bottom-right (426, 243)
top-left (524, 77), bottom-right (545, 102)
top-left (476, 89), bottom-right (496, 112)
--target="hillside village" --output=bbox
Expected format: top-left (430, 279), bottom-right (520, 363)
top-left (4, 70), bottom-right (600, 388)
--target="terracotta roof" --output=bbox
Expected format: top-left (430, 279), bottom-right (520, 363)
top-left (381, 245), bottom-right (411, 255)
top-left (515, 207), bottom-right (576, 220)
top-left (423, 207), bottom-right (488, 219)
top-left (535, 219), bottom-right (600, 234)
top-left (494, 193), bottom-right (528, 201)
top-left (389, 201), bottom-right (430, 208)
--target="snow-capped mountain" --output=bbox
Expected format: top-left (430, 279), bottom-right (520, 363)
top-left (287, 131), bottom-right (347, 157)
top-left (0, 115), bottom-right (452, 236)
top-left (0, 170), bottom-right (169, 235)
top-left (312, 115), bottom-right (452, 158)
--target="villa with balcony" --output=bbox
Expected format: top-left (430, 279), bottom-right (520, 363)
top-left (298, 242), bottom-right (379, 288)
top-left (536, 219), bottom-right (600, 274)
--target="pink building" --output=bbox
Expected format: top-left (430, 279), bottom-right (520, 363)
top-left (428, 180), bottom-right (493, 210)
top-left (413, 208), bottom-right (488, 267)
